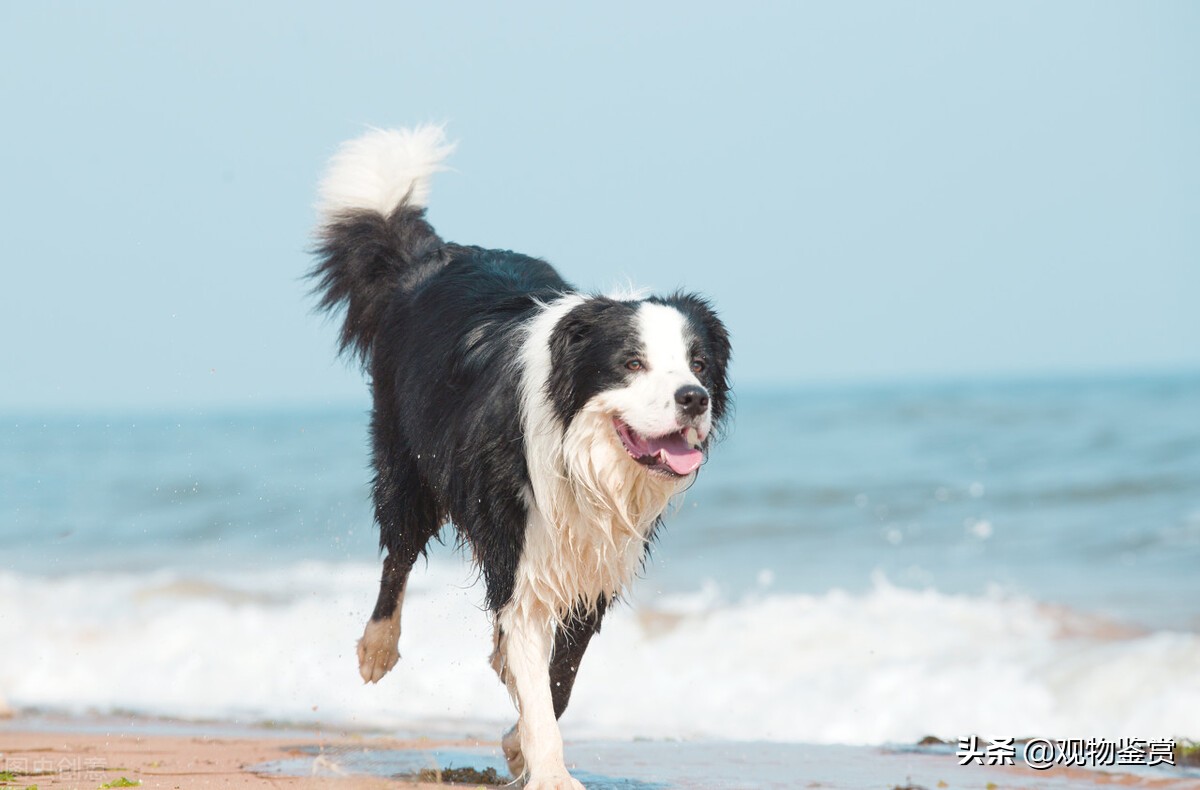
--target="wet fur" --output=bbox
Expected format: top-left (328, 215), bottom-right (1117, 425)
top-left (310, 126), bottom-right (730, 788)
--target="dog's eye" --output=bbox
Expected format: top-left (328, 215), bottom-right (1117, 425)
top-left (691, 359), bottom-right (706, 375)
top-left (625, 358), bottom-right (644, 372)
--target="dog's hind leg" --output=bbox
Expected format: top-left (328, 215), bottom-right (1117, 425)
top-left (491, 624), bottom-right (526, 779)
top-left (357, 407), bottom-right (442, 683)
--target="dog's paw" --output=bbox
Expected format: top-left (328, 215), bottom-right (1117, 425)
top-left (356, 618), bottom-right (400, 683)
top-left (523, 773), bottom-right (584, 790)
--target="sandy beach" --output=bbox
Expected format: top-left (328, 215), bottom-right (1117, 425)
top-left (0, 715), bottom-right (469, 789)
top-left (3, 713), bottom-right (1198, 790)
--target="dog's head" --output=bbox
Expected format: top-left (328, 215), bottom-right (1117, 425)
top-left (546, 294), bottom-right (731, 481)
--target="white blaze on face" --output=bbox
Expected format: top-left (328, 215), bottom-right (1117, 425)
top-left (604, 302), bottom-right (710, 441)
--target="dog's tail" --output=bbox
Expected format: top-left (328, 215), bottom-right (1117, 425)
top-left (309, 125), bottom-right (455, 364)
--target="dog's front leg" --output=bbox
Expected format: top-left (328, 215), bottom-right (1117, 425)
top-left (496, 605), bottom-right (583, 790)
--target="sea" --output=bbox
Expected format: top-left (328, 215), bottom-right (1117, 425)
top-left (2, 373), bottom-right (1198, 745)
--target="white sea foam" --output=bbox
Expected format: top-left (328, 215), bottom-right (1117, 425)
top-left (1, 562), bottom-right (1197, 744)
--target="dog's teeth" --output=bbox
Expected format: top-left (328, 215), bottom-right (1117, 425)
top-left (685, 427), bottom-right (699, 447)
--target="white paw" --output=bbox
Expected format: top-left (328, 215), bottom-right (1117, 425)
top-left (356, 618), bottom-right (400, 683)
top-left (524, 772), bottom-right (584, 790)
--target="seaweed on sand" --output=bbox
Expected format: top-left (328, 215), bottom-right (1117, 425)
top-left (403, 765), bottom-right (505, 785)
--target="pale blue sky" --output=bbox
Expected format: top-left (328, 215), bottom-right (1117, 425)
top-left (2, 2), bottom-right (1197, 411)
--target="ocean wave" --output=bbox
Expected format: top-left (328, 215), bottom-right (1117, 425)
top-left (1, 563), bottom-right (1196, 744)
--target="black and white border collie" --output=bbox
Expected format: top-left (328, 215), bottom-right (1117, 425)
top-left (310, 126), bottom-right (731, 790)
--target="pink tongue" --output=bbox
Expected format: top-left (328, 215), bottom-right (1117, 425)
top-left (645, 432), bottom-right (704, 475)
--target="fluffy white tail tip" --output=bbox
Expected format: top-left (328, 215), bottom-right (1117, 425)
top-left (318, 124), bottom-right (455, 219)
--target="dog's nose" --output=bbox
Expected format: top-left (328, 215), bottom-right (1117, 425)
top-left (675, 385), bottom-right (710, 417)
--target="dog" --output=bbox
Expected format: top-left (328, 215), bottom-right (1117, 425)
top-left (309, 126), bottom-right (730, 789)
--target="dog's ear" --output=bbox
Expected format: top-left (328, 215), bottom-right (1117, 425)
top-left (546, 297), bottom-right (633, 425)
top-left (547, 303), bottom-right (597, 428)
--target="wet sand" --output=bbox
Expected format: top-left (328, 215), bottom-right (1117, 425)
top-left (0, 718), bottom-right (463, 789)
top-left (2, 713), bottom-right (1197, 789)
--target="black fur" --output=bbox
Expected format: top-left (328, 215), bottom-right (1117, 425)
top-left (546, 298), bottom-right (642, 427)
top-left (311, 204), bottom-right (567, 611)
top-left (311, 207), bottom-right (447, 364)
top-left (550, 597), bottom-right (607, 719)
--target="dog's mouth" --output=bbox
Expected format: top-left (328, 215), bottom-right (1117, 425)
top-left (613, 418), bottom-right (705, 476)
